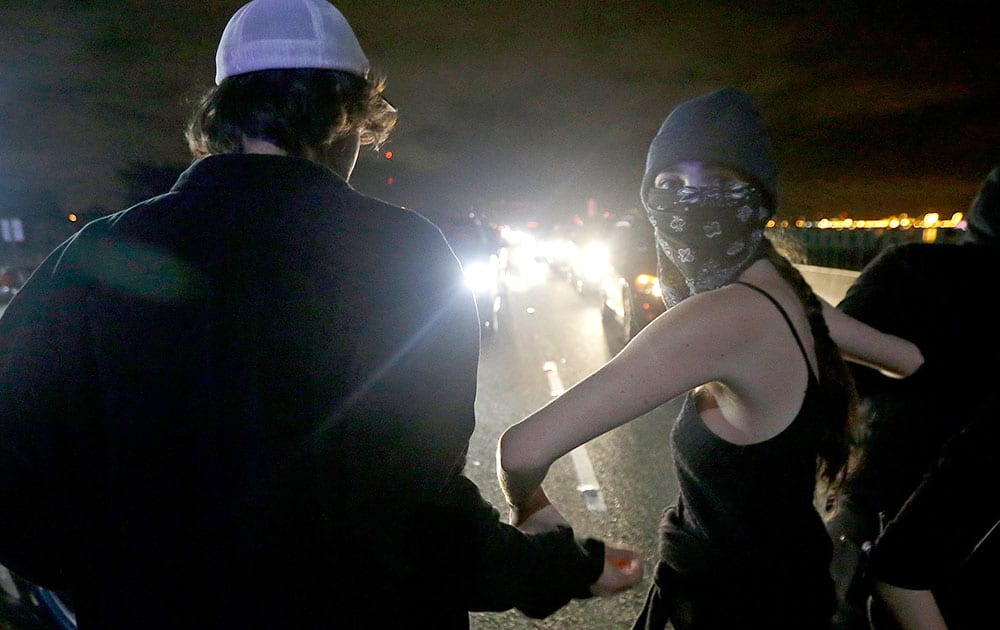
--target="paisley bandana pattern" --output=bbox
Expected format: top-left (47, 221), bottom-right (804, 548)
top-left (645, 183), bottom-right (772, 307)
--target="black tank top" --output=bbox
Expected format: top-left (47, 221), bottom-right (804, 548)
top-left (659, 281), bottom-right (834, 593)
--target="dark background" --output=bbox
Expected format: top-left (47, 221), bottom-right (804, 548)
top-left (2, 0), bottom-right (997, 228)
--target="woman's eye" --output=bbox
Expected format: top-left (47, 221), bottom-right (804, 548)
top-left (654, 175), bottom-right (683, 189)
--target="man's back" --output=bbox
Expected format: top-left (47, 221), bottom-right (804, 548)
top-left (0, 0), bottom-right (631, 624)
top-left (0, 154), bottom-right (486, 627)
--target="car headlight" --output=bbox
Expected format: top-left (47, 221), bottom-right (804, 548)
top-left (464, 260), bottom-right (497, 294)
top-left (540, 238), bottom-right (576, 263)
top-left (580, 243), bottom-right (610, 281)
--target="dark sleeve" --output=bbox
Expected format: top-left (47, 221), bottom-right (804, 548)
top-left (837, 245), bottom-right (907, 329)
top-left (404, 220), bottom-right (604, 616)
top-left (867, 399), bottom-right (1000, 589)
top-left (0, 238), bottom-right (90, 589)
top-left (336, 211), bottom-right (604, 616)
top-left (415, 474), bottom-right (605, 618)
top-left (341, 212), bottom-right (483, 487)
top-left (837, 245), bottom-right (924, 397)
top-left (837, 244), bottom-right (971, 516)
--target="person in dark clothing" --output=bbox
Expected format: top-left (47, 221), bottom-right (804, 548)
top-left (828, 166), bottom-right (1000, 629)
top-left (869, 403), bottom-right (1000, 630)
top-left (0, 1), bottom-right (641, 628)
top-left (496, 87), bottom-right (924, 630)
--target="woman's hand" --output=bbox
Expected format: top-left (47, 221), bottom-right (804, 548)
top-left (590, 544), bottom-right (644, 596)
top-left (508, 487), bottom-right (554, 528)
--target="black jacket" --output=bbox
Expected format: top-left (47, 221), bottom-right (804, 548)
top-left (834, 167), bottom-right (1000, 623)
top-left (0, 155), bottom-right (603, 629)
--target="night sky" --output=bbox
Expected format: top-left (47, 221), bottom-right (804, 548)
top-left (2, 0), bottom-right (997, 226)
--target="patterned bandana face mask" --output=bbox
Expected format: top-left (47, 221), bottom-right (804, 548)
top-left (644, 183), bottom-right (772, 307)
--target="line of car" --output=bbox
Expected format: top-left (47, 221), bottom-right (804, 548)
top-left (433, 210), bottom-right (667, 346)
top-left (538, 215), bottom-right (666, 344)
top-left (434, 214), bottom-right (509, 338)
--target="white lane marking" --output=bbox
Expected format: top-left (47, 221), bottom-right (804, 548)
top-left (542, 360), bottom-right (564, 396)
top-left (542, 361), bottom-right (607, 512)
top-left (570, 447), bottom-right (608, 511)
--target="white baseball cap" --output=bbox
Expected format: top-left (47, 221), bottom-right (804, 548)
top-left (215, 0), bottom-right (370, 85)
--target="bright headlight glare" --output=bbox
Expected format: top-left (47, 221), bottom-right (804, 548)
top-left (581, 243), bottom-right (610, 280)
top-left (464, 261), bottom-right (496, 293)
top-left (541, 238), bottom-right (576, 262)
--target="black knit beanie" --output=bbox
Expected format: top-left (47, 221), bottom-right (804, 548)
top-left (640, 87), bottom-right (778, 211)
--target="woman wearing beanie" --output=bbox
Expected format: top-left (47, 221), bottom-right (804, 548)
top-left (498, 87), bottom-right (924, 629)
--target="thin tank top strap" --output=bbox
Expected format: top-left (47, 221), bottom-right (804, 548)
top-left (733, 281), bottom-right (815, 379)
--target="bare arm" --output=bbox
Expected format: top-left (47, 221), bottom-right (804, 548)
top-left (822, 299), bottom-right (924, 378)
top-left (497, 292), bottom-right (744, 510)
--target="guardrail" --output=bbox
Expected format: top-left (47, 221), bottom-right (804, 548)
top-left (795, 264), bottom-right (860, 305)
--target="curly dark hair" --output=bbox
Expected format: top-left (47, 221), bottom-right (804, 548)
top-left (185, 68), bottom-right (397, 159)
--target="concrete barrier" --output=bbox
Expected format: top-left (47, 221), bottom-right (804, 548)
top-left (795, 264), bottom-right (860, 305)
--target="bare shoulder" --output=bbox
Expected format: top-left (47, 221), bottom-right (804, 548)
top-left (707, 283), bottom-right (785, 329)
top-left (639, 284), bottom-right (777, 358)
top-left (610, 280), bottom-right (814, 409)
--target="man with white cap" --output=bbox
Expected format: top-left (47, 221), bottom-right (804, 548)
top-left (0, 1), bottom-right (641, 628)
